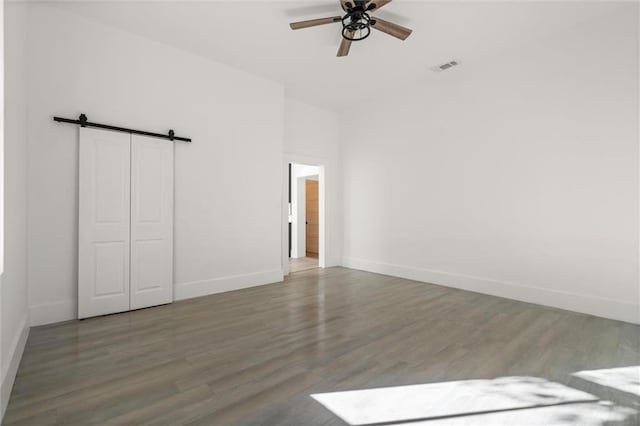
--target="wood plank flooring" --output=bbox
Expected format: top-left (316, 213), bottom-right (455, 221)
top-left (4, 267), bottom-right (639, 425)
top-left (289, 257), bottom-right (318, 273)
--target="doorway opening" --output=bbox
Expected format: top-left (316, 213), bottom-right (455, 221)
top-left (288, 163), bottom-right (321, 273)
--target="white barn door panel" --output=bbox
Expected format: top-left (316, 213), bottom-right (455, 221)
top-left (78, 128), bottom-right (131, 319)
top-left (130, 135), bottom-right (174, 310)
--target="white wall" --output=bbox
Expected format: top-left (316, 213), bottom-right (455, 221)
top-left (341, 6), bottom-right (640, 323)
top-left (284, 99), bottom-right (342, 269)
top-left (26, 4), bottom-right (285, 325)
top-left (2, 0), bottom-right (30, 417)
top-left (290, 164), bottom-right (319, 258)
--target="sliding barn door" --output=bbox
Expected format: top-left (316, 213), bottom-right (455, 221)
top-left (130, 134), bottom-right (174, 309)
top-left (78, 128), bottom-right (131, 319)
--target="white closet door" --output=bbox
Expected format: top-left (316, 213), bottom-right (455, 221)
top-left (130, 134), bottom-right (174, 309)
top-left (78, 128), bottom-right (131, 319)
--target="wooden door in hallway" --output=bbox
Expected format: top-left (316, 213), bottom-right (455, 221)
top-left (305, 180), bottom-right (319, 256)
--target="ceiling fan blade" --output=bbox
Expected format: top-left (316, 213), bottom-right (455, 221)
top-left (366, 0), bottom-right (392, 11)
top-left (290, 16), bottom-right (342, 30)
top-left (337, 32), bottom-right (354, 57)
top-left (371, 17), bottom-right (412, 40)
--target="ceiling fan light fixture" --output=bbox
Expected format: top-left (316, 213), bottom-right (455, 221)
top-left (341, 11), bottom-right (371, 41)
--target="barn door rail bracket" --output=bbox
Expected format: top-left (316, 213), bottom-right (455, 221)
top-left (53, 113), bottom-right (191, 142)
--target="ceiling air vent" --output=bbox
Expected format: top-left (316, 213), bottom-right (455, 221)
top-left (431, 60), bottom-right (460, 72)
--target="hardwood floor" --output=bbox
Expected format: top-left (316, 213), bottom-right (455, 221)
top-left (289, 257), bottom-right (318, 273)
top-left (4, 267), bottom-right (639, 425)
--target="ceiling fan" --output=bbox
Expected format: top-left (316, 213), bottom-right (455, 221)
top-left (289, 0), bottom-right (412, 57)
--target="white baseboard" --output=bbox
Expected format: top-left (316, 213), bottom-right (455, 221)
top-left (324, 257), bottom-right (342, 268)
top-left (175, 269), bottom-right (284, 301)
top-left (29, 299), bottom-right (76, 327)
top-left (1, 313), bottom-right (29, 421)
top-left (341, 257), bottom-right (640, 324)
top-left (30, 269), bottom-right (285, 326)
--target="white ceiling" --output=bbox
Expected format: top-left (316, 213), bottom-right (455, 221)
top-left (51, 1), bottom-right (626, 110)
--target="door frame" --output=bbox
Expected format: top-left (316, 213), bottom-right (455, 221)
top-left (282, 154), bottom-right (326, 276)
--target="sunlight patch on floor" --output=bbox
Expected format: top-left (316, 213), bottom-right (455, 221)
top-left (573, 366), bottom-right (640, 397)
top-left (391, 401), bottom-right (637, 425)
top-left (311, 376), bottom-right (601, 425)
